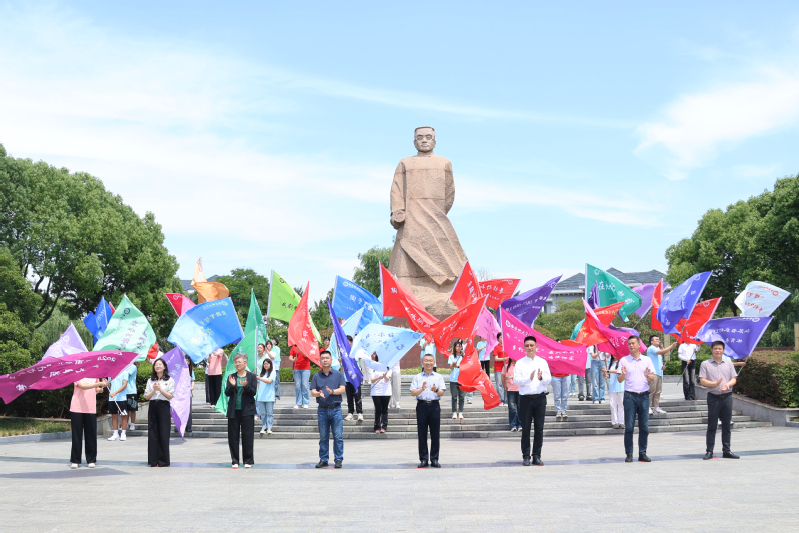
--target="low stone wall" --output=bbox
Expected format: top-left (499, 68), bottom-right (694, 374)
top-left (0, 431), bottom-right (71, 444)
top-left (695, 386), bottom-right (799, 427)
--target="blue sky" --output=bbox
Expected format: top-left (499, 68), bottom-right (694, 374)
top-left (2, 2), bottom-right (799, 302)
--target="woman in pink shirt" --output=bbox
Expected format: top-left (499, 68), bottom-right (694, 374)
top-left (70, 377), bottom-right (107, 469)
top-left (501, 358), bottom-right (521, 431)
top-left (206, 349), bottom-right (225, 406)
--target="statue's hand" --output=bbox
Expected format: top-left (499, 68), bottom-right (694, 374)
top-left (390, 210), bottom-right (405, 229)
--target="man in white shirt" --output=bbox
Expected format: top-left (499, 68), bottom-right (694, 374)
top-left (678, 341), bottom-right (698, 401)
top-left (513, 336), bottom-right (552, 466)
top-left (410, 354), bottom-right (446, 468)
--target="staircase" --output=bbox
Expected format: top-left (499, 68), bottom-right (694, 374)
top-left (126, 376), bottom-right (770, 439)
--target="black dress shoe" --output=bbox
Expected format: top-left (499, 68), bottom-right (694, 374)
top-left (430, 460), bottom-right (441, 468)
top-left (417, 461), bottom-right (429, 468)
top-left (334, 460), bottom-right (342, 468)
top-left (723, 451), bottom-right (740, 459)
top-left (532, 456), bottom-right (544, 466)
top-left (638, 454), bottom-right (651, 462)
top-left (625, 454), bottom-right (633, 463)
top-left (315, 461), bottom-right (328, 468)
top-left (703, 452), bottom-right (713, 460)
top-left (523, 457), bottom-right (531, 466)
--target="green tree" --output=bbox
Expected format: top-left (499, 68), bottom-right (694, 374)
top-left (216, 268), bottom-right (270, 322)
top-left (535, 299), bottom-right (585, 340)
top-left (352, 246), bottom-right (391, 298)
top-left (310, 288), bottom-right (335, 333)
top-left (0, 145), bottom-right (181, 340)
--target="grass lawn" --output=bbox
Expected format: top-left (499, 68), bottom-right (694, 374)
top-left (0, 418), bottom-right (71, 437)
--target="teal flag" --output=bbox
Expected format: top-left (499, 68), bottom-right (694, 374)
top-left (244, 289), bottom-right (267, 345)
top-left (214, 330), bottom-right (258, 415)
top-left (93, 295), bottom-right (156, 362)
top-left (584, 264), bottom-right (642, 321)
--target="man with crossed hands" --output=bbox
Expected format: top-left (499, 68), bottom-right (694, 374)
top-left (310, 351), bottom-right (347, 469)
top-left (618, 335), bottom-right (656, 463)
top-left (410, 354), bottom-right (446, 468)
top-left (699, 340), bottom-right (739, 460)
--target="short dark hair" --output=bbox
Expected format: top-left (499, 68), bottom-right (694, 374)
top-left (496, 333), bottom-right (502, 339)
top-left (648, 335), bottom-right (659, 344)
top-left (711, 340), bottom-right (725, 349)
top-left (323, 336), bottom-right (329, 342)
top-left (258, 343), bottom-right (266, 348)
top-left (346, 335), bottom-right (353, 342)
top-left (628, 335), bottom-right (641, 344)
top-left (320, 350), bottom-right (331, 357)
top-left (524, 336), bottom-right (537, 344)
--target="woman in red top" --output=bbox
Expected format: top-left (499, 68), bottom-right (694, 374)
top-left (289, 345), bottom-right (311, 408)
top-left (491, 333), bottom-right (508, 406)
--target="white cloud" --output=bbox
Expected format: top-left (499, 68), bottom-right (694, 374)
top-left (635, 69), bottom-right (799, 180)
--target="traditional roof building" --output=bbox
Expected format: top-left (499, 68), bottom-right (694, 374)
top-left (180, 275), bottom-right (219, 294)
top-left (547, 268), bottom-right (667, 313)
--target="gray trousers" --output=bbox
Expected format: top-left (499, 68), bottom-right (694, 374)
top-left (389, 371), bottom-right (402, 408)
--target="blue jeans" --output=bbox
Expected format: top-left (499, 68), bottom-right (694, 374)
top-left (494, 370), bottom-right (505, 403)
top-left (317, 406), bottom-right (344, 462)
top-left (591, 360), bottom-right (606, 401)
top-left (293, 369), bottom-right (310, 406)
top-left (274, 361), bottom-right (281, 399)
top-left (551, 376), bottom-right (570, 412)
top-left (256, 401), bottom-right (274, 430)
top-left (506, 390), bottom-right (520, 429)
top-left (623, 391), bottom-right (650, 455)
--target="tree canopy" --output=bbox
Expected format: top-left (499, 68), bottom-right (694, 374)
top-left (352, 245), bottom-right (390, 298)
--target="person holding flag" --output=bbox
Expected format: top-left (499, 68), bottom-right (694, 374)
top-left (411, 354), bottom-right (446, 468)
top-left (699, 341), bottom-right (740, 460)
top-left (143, 358), bottom-right (175, 467)
top-left (343, 335), bottom-right (364, 421)
top-left (448, 340), bottom-right (466, 420)
top-left (225, 353), bottom-right (258, 468)
top-left (206, 349), bottom-right (225, 407)
top-left (678, 340), bottom-right (699, 401)
top-left (271, 338), bottom-right (282, 401)
top-left (367, 353), bottom-right (393, 433)
top-left (70, 378), bottom-right (108, 469)
top-left (513, 336), bottom-right (551, 466)
top-left (491, 333), bottom-right (508, 406)
top-left (646, 335), bottom-right (677, 415)
top-left (289, 344), bottom-right (312, 409)
top-left (310, 350), bottom-right (347, 468)
top-left (106, 368), bottom-right (131, 442)
top-left (618, 336), bottom-right (656, 463)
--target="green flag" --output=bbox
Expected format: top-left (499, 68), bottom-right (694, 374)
top-left (585, 264), bottom-right (642, 321)
top-left (214, 330), bottom-right (258, 415)
top-left (93, 295), bottom-right (156, 362)
top-left (266, 270), bottom-right (321, 342)
top-left (244, 289), bottom-right (267, 345)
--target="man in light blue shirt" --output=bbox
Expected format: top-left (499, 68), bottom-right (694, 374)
top-left (271, 338), bottom-right (281, 401)
top-left (410, 355), bottom-right (446, 468)
top-left (125, 363), bottom-right (138, 431)
top-left (107, 367), bottom-right (131, 441)
top-left (419, 338), bottom-right (437, 371)
top-left (646, 335), bottom-right (676, 415)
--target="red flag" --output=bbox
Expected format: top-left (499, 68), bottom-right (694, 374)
top-left (380, 265), bottom-right (439, 337)
top-left (146, 342), bottom-right (160, 362)
top-left (574, 302), bottom-right (624, 345)
top-left (449, 261), bottom-right (483, 309)
top-left (287, 282), bottom-right (320, 365)
top-left (458, 343), bottom-right (501, 410)
top-left (678, 297), bottom-right (721, 344)
top-left (582, 300), bottom-right (638, 358)
top-left (165, 293), bottom-right (196, 317)
top-left (431, 296), bottom-right (487, 356)
top-left (651, 279), bottom-right (666, 332)
top-left (479, 278), bottom-right (521, 309)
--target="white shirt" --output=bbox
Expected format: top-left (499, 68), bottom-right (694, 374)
top-left (145, 377), bottom-right (175, 401)
top-left (678, 344), bottom-right (698, 361)
top-left (410, 371), bottom-right (446, 401)
top-left (369, 366), bottom-right (393, 396)
top-left (513, 356), bottom-right (552, 395)
top-left (585, 346), bottom-right (595, 369)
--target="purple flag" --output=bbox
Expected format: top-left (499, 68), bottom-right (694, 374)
top-left (657, 272), bottom-right (711, 334)
top-left (500, 275), bottom-right (562, 325)
top-left (327, 299), bottom-right (363, 392)
top-left (632, 281), bottom-right (670, 318)
top-left (161, 347), bottom-right (191, 439)
top-left (42, 323), bottom-right (88, 360)
top-left (587, 283), bottom-right (600, 309)
top-left (696, 317), bottom-right (773, 359)
top-left (0, 350), bottom-right (138, 403)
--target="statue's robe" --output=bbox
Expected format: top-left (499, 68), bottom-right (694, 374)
top-left (389, 153), bottom-right (467, 294)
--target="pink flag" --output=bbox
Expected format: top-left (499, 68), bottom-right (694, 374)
top-left (0, 351), bottom-right (139, 403)
top-left (501, 309), bottom-right (587, 374)
top-left (476, 307), bottom-right (501, 354)
top-left (165, 293), bottom-right (196, 317)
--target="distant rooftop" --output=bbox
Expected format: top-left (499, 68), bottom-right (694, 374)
top-left (553, 268), bottom-right (666, 294)
top-left (181, 275), bottom-right (219, 293)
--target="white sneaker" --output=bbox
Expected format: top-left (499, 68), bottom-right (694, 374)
top-left (293, 405), bottom-right (300, 409)
top-left (244, 464), bottom-right (252, 468)
top-left (458, 413), bottom-right (464, 420)
top-left (345, 413), bottom-right (353, 421)
top-left (129, 424), bottom-right (135, 431)
top-left (302, 405), bottom-right (310, 409)
top-left (466, 399), bottom-right (472, 404)
top-left (656, 408), bottom-right (666, 414)
top-left (260, 429), bottom-right (266, 434)
top-left (358, 414), bottom-right (364, 421)
top-left (452, 413), bottom-right (458, 419)
top-left (70, 463), bottom-right (78, 469)
top-left (107, 434), bottom-right (120, 441)
top-left (87, 463), bottom-right (95, 468)
top-left (593, 400), bottom-right (598, 404)
top-left (267, 429), bottom-right (272, 434)
top-left (556, 412), bottom-right (562, 419)
top-left (119, 432), bottom-right (126, 441)
top-left (649, 408), bottom-right (654, 415)
top-left (395, 404), bottom-right (401, 409)
top-left (231, 464), bottom-right (239, 469)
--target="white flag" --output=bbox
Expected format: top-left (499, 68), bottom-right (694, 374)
top-left (734, 281), bottom-right (790, 317)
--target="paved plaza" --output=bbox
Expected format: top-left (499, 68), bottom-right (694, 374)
top-left (0, 420), bottom-right (797, 532)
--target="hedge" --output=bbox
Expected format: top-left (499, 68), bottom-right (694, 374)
top-left (734, 351), bottom-right (799, 408)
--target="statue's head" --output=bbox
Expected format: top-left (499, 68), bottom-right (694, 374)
top-left (414, 126), bottom-right (436, 153)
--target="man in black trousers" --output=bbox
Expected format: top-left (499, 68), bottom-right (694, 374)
top-left (410, 354), bottom-right (446, 468)
top-left (699, 340), bottom-right (740, 460)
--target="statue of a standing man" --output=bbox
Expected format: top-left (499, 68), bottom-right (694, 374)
top-left (390, 127), bottom-right (468, 315)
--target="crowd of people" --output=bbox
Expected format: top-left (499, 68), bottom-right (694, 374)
top-left (67, 332), bottom-right (742, 470)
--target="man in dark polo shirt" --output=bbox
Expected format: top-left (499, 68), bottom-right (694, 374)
top-left (699, 340), bottom-right (739, 460)
top-left (310, 351), bottom-right (347, 469)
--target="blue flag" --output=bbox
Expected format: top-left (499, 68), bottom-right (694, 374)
top-left (327, 299), bottom-right (363, 392)
top-left (696, 317), bottom-right (773, 359)
top-left (500, 275), bottom-right (561, 325)
top-left (83, 296), bottom-right (114, 343)
top-left (657, 272), bottom-right (712, 334)
top-left (332, 276), bottom-right (383, 321)
top-left (341, 308), bottom-right (364, 337)
top-left (349, 323), bottom-right (423, 371)
top-left (167, 298), bottom-right (244, 364)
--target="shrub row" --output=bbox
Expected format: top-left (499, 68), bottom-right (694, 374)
top-left (734, 351), bottom-right (799, 408)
